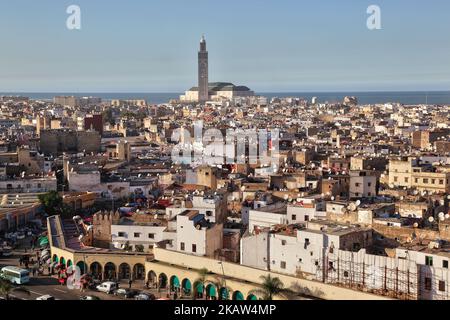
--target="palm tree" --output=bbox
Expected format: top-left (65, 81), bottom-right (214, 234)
top-left (211, 275), bottom-right (232, 300)
top-left (0, 279), bottom-right (30, 300)
top-left (193, 268), bottom-right (209, 300)
top-left (249, 274), bottom-right (288, 300)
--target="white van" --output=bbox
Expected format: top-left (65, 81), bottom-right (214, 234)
top-left (96, 281), bottom-right (117, 294)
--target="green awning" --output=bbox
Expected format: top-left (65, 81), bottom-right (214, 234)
top-left (39, 237), bottom-right (49, 247)
top-left (234, 291), bottom-right (244, 300)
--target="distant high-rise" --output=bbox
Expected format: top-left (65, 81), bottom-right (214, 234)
top-left (198, 35), bottom-right (209, 102)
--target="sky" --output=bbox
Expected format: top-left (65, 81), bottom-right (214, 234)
top-left (0, 0), bottom-right (449, 92)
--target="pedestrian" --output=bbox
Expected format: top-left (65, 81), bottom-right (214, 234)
top-left (128, 279), bottom-right (132, 289)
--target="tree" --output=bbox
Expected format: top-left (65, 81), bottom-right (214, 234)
top-left (249, 274), bottom-right (288, 300)
top-left (193, 268), bottom-right (209, 300)
top-left (0, 279), bottom-right (30, 300)
top-left (38, 191), bottom-right (64, 217)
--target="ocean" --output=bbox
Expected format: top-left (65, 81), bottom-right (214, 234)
top-left (1, 91), bottom-right (450, 105)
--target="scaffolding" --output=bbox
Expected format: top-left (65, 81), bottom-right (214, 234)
top-left (315, 249), bottom-right (418, 300)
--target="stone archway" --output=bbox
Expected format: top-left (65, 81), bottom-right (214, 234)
top-left (76, 261), bottom-right (88, 275)
top-left (182, 279), bottom-right (192, 297)
top-left (133, 263), bottom-right (145, 281)
top-left (170, 275), bottom-right (181, 293)
top-left (89, 262), bottom-right (102, 279)
top-left (158, 273), bottom-right (168, 289)
top-left (206, 283), bottom-right (217, 300)
top-left (193, 281), bottom-right (204, 299)
top-left (147, 270), bottom-right (157, 288)
top-left (118, 263), bottom-right (131, 280)
top-left (104, 262), bottom-right (117, 280)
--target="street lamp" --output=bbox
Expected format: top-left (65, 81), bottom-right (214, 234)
top-left (218, 261), bottom-right (226, 287)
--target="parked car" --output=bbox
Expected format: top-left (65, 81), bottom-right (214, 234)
top-left (135, 293), bottom-right (155, 300)
top-left (16, 232), bottom-right (26, 240)
top-left (0, 246), bottom-right (13, 257)
top-left (96, 281), bottom-right (117, 294)
top-left (36, 295), bottom-right (56, 300)
top-left (80, 295), bottom-right (101, 301)
top-left (114, 288), bottom-right (140, 299)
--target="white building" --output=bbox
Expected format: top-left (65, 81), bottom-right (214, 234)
top-left (349, 170), bottom-right (377, 198)
top-left (176, 210), bottom-right (223, 258)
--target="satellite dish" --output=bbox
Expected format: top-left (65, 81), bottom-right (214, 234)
top-left (331, 196), bottom-right (335, 201)
top-left (428, 217), bottom-right (434, 223)
top-left (355, 200), bottom-right (361, 207)
top-left (284, 195), bottom-right (289, 200)
top-left (439, 216), bottom-right (445, 222)
top-left (445, 214), bottom-right (450, 220)
top-left (438, 212), bottom-right (445, 219)
top-left (413, 223), bottom-right (419, 228)
top-left (348, 203), bottom-right (357, 212)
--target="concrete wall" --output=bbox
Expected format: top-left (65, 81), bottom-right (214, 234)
top-left (151, 248), bottom-right (390, 300)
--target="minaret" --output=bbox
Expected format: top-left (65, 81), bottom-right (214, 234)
top-left (198, 35), bottom-right (209, 103)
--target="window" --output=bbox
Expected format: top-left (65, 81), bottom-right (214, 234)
top-left (37, 183), bottom-right (42, 189)
top-left (425, 256), bottom-right (433, 266)
top-left (118, 232), bottom-right (126, 237)
top-left (180, 242), bottom-right (185, 251)
top-left (439, 281), bottom-right (446, 292)
top-left (415, 178), bottom-right (419, 183)
top-left (134, 233), bottom-right (141, 238)
top-left (443, 260), bottom-right (448, 269)
top-left (281, 240), bottom-right (287, 246)
top-left (280, 261), bottom-right (286, 269)
top-left (394, 177), bottom-right (398, 182)
top-left (439, 179), bottom-right (444, 185)
top-left (344, 271), bottom-right (349, 278)
top-left (291, 215), bottom-right (297, 221)
top-left (431, 179), bottom-right (436, 184)
top-left (148, 233), bottom-right (155, 239)
top-left (192, 244), bottom-right (197, 253)
top-left (305, 215), bottom-right (310, 222)
top-left (425, 277), bottom-right (432, 291)
top-left (355, 183), bottom-right (360, 187)
top-left (368, 183), bottom-right (372, 187)
top-left (404, 177), bottom-right (409, 183)
top-left (206, 211), bottom-right (213, 217)
top-left (423, 179), bottom-right (429, 184)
